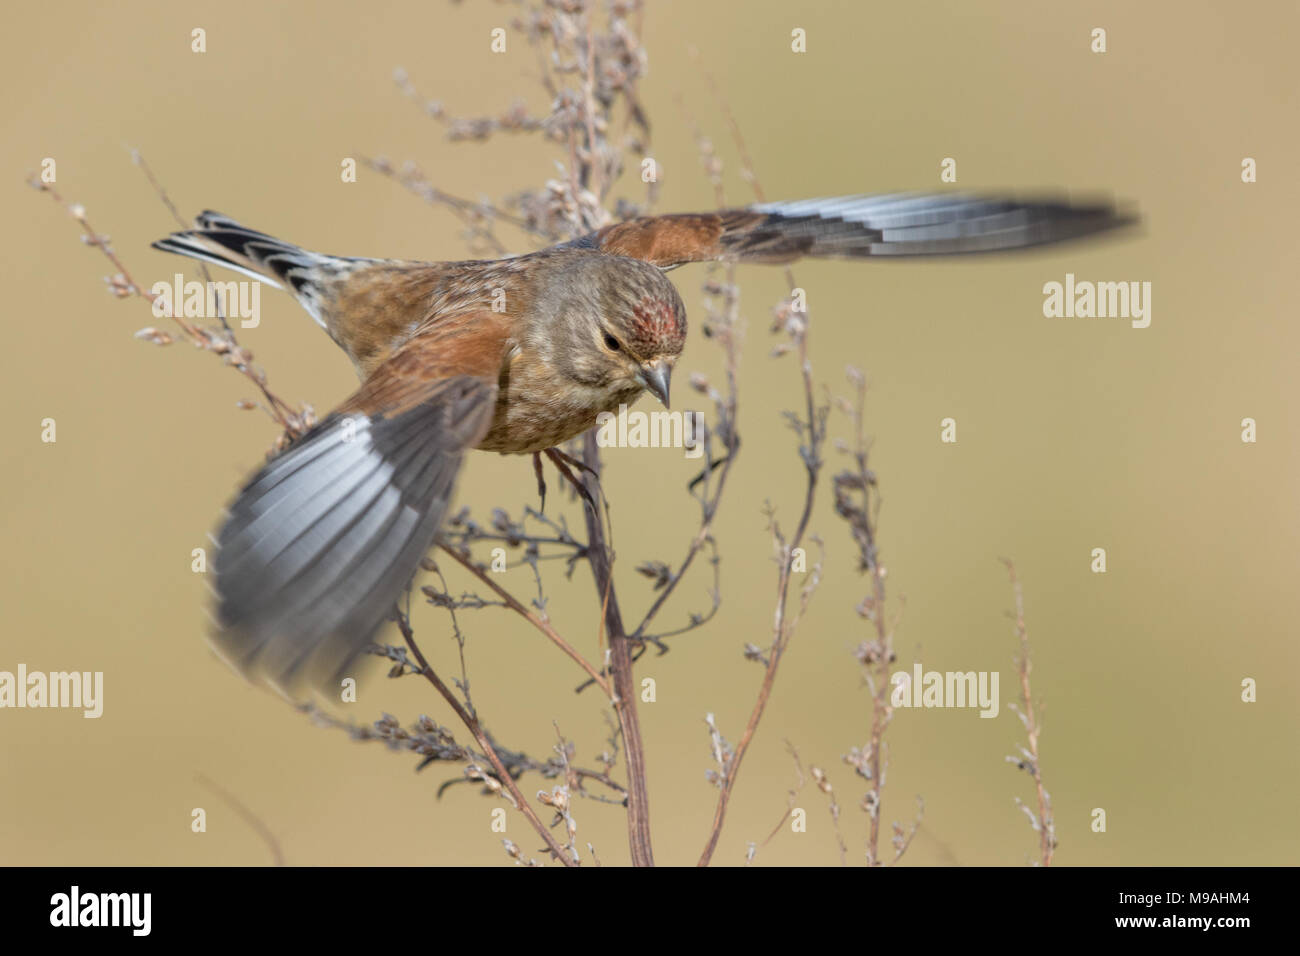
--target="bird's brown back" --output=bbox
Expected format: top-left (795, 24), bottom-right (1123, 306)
top-left (327, 248), bottom-right (684, 455)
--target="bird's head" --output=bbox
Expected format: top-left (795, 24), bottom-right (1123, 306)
top-left (535, 251), bottom-right (687, 407)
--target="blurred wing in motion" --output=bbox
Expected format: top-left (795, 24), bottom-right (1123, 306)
top-left (571, 193), bottom-right (1138, 268)
top-left (210, 313), bottom-right (509, 696)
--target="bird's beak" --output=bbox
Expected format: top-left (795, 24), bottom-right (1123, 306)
top-left (638, 361), bottom-right (672, 408)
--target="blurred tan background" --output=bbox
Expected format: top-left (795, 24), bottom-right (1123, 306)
top-left (2, 0), bottom-right (1297, 866)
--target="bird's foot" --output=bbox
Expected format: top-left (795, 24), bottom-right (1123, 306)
top-left (543, 447), bottom-right (598, 514)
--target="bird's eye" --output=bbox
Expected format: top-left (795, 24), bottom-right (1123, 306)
top-left (603, 333), bottom-right (622, 352)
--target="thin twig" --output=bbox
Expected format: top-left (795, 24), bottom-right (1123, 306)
top-left (28, 174), bottom-right (312, 441)
top-left (1002, 559), bottom-right (1055, 866)
top-left (435, 542), bottom-right (610, 695)
top-left (393, 609), bottom-right (576, 865)
top-left (194, 773), bottom-right (286, 866)
top-left (580, 432), bottom-right (654, 866)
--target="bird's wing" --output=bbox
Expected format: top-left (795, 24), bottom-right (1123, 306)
top-left (210, 310), bottom-right (511, 697)
top-left (569, 193), bottom-right (1137, 268)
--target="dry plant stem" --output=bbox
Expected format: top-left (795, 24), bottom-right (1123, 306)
top-left (693, 53), bottom-right (767, 203)
top-left (753, 743), bottom-right (847, 865)
top-left (698, 318), bottom-right (823, 868)
top-left (756, 743), bottom-right (807, 853)
top-left (582, 17), bottom-right (603, 200)
top-left (436, 542), bottom-right (610, 694)
top-left (132, 150), bottom-right (233, 335)
top-left (393, 610), bottom-right (576, 865)
top-left (360, 155), bottom-right (547, 249)
top-left (864, 579), bottom-right (889, 862)
top-left (580, 430), bottom-right (654, 866)
top-left (810, 764), bottom-right (849, 865)
top-left (305, 698), bottom-right (626, 804)
top-left (842, 372), bottom-right (895, 866)
top-left (29, 176), bottom-right (308, 438)
top-left (194, 773), bottom-right (285, 866)
top-left (831, 376), bottom-right (919, 865)
top-left (1003, 559), bottom-right (1054, 866)
top-left (865, 673), bottom-right (889, 862)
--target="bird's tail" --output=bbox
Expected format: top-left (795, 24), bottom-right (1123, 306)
top-left (152, 211), bottom-right (370, 326)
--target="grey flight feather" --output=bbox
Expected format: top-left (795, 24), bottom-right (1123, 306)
top-left (210, 375), bottom-right (497, 696)
top-left (742, 193), bottom-right (1137, 258)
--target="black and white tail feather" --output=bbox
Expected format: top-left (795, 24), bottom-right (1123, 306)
top-left (151, 211), bottom-right (375, 328)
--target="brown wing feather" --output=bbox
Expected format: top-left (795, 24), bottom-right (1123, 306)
top-left (211, 312), bottom-right (511, 696)
top-left (338, 309), bottom-right (512, 415)
top-left (575, 194), bottom-right (1136, 268)
top-left (581, 211), bottom-right (772, 268)
top-left (329, 257), bottom-right (533, 376)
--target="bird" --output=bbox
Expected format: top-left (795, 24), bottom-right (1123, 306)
top-left (153, 193), bottom-right (1136, 695)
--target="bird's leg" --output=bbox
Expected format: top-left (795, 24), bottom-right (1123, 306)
top-left (544, 447), bottom-right (598, 514)
top-left (532, 451), bottom-right (547, 512)
top-left (546, 446), bottom-right (600, 480)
